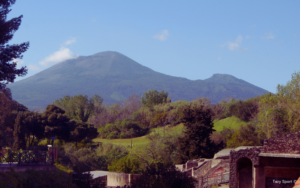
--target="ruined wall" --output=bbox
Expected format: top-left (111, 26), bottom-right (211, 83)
top-left (107, 172), bottom-right (140, 187)
top-left (263, 133), bottom-right (300, 154)
top-left (229, 148), bottom-right (261, 188)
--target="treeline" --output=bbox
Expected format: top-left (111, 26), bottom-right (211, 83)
top-left (0, 91), bottom-right (98, 150)
top-left (2, 71), bottom-right (300, 177)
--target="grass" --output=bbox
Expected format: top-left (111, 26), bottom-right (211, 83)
top-left (93, 123), bottom-right (184, 151)
top-left (93, 116), bottom-right (247, 150)
top-left (213, 116), bottom-right (247, 132)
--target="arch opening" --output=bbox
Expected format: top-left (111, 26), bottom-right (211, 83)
top-left (237, 157), bottom-right (253, 188)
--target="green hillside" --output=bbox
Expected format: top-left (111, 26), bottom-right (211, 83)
top-left (93, 117), bottom-right (246, 150)
top-left (213, 116), bottom-right (247, 132)
top-left (93, 123), bottom-right (184, 150)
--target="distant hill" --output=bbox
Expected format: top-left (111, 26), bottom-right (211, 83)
top-left (8, 51), bottom-right (269, 110)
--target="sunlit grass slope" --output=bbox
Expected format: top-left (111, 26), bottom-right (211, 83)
top-left (93, 123), bottom-right (184, 150)
top-left (213, 116), bottom-right (247, 132)
top-left (93, 116), bottom-right (246, 150)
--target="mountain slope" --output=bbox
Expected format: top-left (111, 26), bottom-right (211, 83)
top-left (8, 51), bottom-right (269, 110)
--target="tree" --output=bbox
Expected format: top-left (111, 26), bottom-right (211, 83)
top-left (130, 163), bottom-right (197, 188)
top-left (43, 105), bottom-right (71, 141)
top-left (12, 111), bottom-right (26, 149)
top-left (0, 87), bottom-right (13, 125)
top-left (0, 0), bottom-right (29, 90)
top-left (108, 155), bottom-right (140, 174)
top-left (151, 112), bottom-right (167, 136)
top-left (227, 123), bottom-right (261, 148)
top-left (69, 121), bottom-right (98, 147)
top-left (176, 105), bottom-right (218, 164)
top-left (135, 133), bottom-right (179, 170)
top-left (277, 71), bottom-right (300, 132)
top-left (141, 89), bottom-right (168, 108)
top-left (53, 94), bottom-right (103, 122)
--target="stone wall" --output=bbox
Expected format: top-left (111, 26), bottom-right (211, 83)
top-left (0, 164), bottom-right (56, 172)
top-left (263, 133), bottom-right (300, 154)
top-left (107, 172), bottom-right (140, 187)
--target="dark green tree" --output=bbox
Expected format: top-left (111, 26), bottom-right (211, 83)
top-left (69, 120), bottom-right (98, 147)
top-left (130, 163), bottom-right (197, 188)
top-left (42, 105), bottom-right (71, 141)
top-left (141, 89), bottom-right (168, 107)
top-left (0, 0), bottom-right (29, 90)
top-left (177, 105), bottom-right (218, 164)
top-left (53, 94), bottom-right (103, 122)
top-left (22, 111), bottom-right (45, 146)
top-left (12, 112), bottom-right (26, 149)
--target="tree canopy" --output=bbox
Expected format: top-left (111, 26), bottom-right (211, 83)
top-left (141, 89), bottom-right (168, 107)
top-left (177, 105), bottom-right (218, 164)
top-left (53, 94), bottom-right (103, 122)
top-left (0, 0), bottom-right (29, 90)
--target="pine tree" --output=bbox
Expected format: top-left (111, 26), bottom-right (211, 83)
top-left (0, 0), bottom-right (29, 90)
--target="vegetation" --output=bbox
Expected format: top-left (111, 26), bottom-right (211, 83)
top-left (130, 164), bottom-right (197, 188)
top-left (213, 116), bottom-right (247, 132)
top-left (53, 94), bottom-right (103, 122)
top-left (3, 62), bottom-right (300, 187)
top-left (0, 0), bottom-right (29, 91)
top-left (141, 89), bottom-right (169, 107)
top-left (176, 104), bottom-right (221, 164)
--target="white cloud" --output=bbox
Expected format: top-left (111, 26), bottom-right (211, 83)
top-left (28, 64), bottom-right (41, 72)
top-left (153, 29), bottom-right (169, 41)
top-left (39, 47), bottom-right (79, 67)
top-left (263, 32), bottom-right (275, 39)
top-left (225, 35), bottom-right (243, 51)
top-left (64, 37), bottom-right (76, 45)
top-left (217, 56), bottom-right (221, 61)
top-left (245, 35), bottom-right (251, 39)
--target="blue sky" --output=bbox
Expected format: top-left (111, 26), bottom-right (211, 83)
top-left (8, 0), bottom-right (300, 93)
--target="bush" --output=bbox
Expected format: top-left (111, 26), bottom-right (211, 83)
top-left (130, 164), bottom-right (197, 188)
top-left (98, 119), bottom-right (148, 139)
top-left (227, 123), bottom-right (261, 148)
top-left (108, 155), bottom-right (140, 173)
top-left (57, 143), bottom-right (112, 172)
top-left (0, 169), bottom-right (73, 188)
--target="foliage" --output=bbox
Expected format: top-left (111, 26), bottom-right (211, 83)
top-left (226, 123), bottom-right (261, 148)
top-left (176, 105), bottom-right (220, 164)
top-left (57, 143), bottom-right (106, 172)
top-left (90, 94), bottom-right (142, 127)
top-left (108, 155), bottom-right (140, 173)
top-left (257, 93), bottom-right (289, 139)
top-left (141, 89), bottom-right (168, 107)
top-left (98, 118), bottom-right (148, 139)
top-left (0, 0), bottom-right (29, 90)
top-left (69, 120), bottom-right (98, 146)
top-left (213, 116), bottom-right (247, 132)
top-left (53, 94), bottom-right (103, 122)
top-left (12, 112), bottom-right (26, 149)
top-left (0, 169), bottom-right (73, 188)
top-left (95, 143), bottom-right (129, 166)
top-left (130, 164), bottom-right (197, 188)
top-left (134, 133), bottom-right (180, 170)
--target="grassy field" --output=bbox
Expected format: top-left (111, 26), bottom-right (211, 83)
top-left (213, 116), bottom-right (247, 131)
top-left (93, 117), bottom-right (245, 149)
top-left (93, 123), bottom-right (184, 150)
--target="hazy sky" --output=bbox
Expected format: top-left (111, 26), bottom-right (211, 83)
top-left (8, 0), bottom-right (300, 93)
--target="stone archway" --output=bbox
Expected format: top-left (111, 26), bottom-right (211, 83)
top-left (237, 157), bottom-right (253, 188)
top-left (229, 148), bottom-right (260, 188)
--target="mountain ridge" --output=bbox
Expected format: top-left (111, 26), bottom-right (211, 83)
top-left (8, 51), bottom-right (269, 110)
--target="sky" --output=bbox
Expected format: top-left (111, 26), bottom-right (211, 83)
top-left (7, 0), bottom-right (300, 93)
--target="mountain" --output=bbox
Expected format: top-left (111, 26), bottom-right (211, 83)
top-left (8, 51), bottom-right (269, 110)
